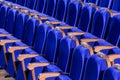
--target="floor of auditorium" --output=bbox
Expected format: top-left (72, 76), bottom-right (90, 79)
top-left (0, 67), bottom-right (14, 80)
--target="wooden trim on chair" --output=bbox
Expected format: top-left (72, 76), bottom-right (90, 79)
top-left (28, 63), bottom-right (50, 70)
top-left (38, 72), bottom-right (61, 80)
top-left (80, 38), bottom-right (100, 43)
top-left (67, 32), bottom-right (85, 36)
top-left (8, 46), bottom-right (29, 53)
top-left (97, 53), bottom-right (120, 68)
top-left (0, 39), bottom-right (20, 46)
top-left (55, 26), bottom-right (73, 30)
top-left (94, 46), bottom-right (116, 53)
top-left (18, 54), bottom-right (39, 61)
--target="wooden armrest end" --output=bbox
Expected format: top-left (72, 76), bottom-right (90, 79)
top-left (18, 54), bottom-right (39, 61)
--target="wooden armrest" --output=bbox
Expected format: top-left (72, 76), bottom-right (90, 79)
top-left (0, 39), bottom-right (20, 45)
top-left (97, 53), bottom-right (120, 67)
top-left (67, 32), bottom-right (85, 36)
top-left (18, 54), bottom-right (39, 61)
top-left (45, 21), bottom-right (61, 25)
top-left (28, 62), bottom-right (50, 70)
top-left (68, 35), bottom-right (79, 46)
top-left (94, 46), bottom-right (116, 53)
top-left (81, 42), bottom-right (94, 55)
top-left (114, 64), bottom-right (120, 70)
top-left (8, 46), bottom-right (29, 53)
top-left (40, 16), bottom-right (48, 20)
top-left (108, 54), bottom-right (120, 66)
top-left (80, 38), bottom-right (100, 43)
top-left (38, 72), bottom-right (61, 80)
top-left (0, 34), bottom-right (12, 37)
top-left (55, 26), bottom-right (73, 30)
top-left (49, 21), bottom-right (61, 25)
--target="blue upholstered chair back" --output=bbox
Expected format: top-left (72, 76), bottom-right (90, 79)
top-left (55, 0), bottom-right (69, 21)
top-left (13, 13), bottom-right (28, 39)
top-left (22, 18), bottom-right (39, 46)
top-left (66, 1), bottom-right (82, 26)
top-left (87, 0), bottom-right (99, 5)
top-left (33, 24), bottom-right (51, 54)
top-left (35, 0), bottom-right (47, 13)
top-left (90, 9), bottom-right (110, 38)
top-left (43, 30), bottom-right (63, 63)
top-left (106, 15), bottom-right (120, 46)
top-left (99, 0), bottom-right (112, 8)
top-left (78, 4), bottom-right (96, 32)
top-left (17, 0), bottom-right (26, 6)
top-left (5, 9), bottom-right (18, 33)
top-left (45, 0), bottom-right (57, 16)
top-left (56, 37), bottom-right (76, 72)
top-left (112, 0), bottom-right (120, 11)
top-left (26, 0), bottom-right (37, 9)
top-left (0, 6), bottom-right (10, 28)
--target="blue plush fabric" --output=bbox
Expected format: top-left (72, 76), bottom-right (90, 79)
top-left (55, 0), bottom-right (69, 21)
top-left (65, 1), bottom-right (82, 26)
top-left (0, 6), bottom-right (10, 28)
top-left (15, 24), bottom-right (52, 80)
top-left (99, 0), bottom-right (113, 8)
top-left (112, 0), bottom-right (120, 11)
top-left (26, 0), bottom-right (37, 9)
top-left (78, 4), bottom-right (96, 32)
top-left (90, 9), bottom-right (110, 38)
top-left (105, 15), bottom-right (120, 46)
top-left (35, 0), bottom-right (47, 13)
top-left (5, 9), bottom-right (18, 33)
top-left (16, 0), bottom-right (27, 6)
top-left (103, 67), bottom-right (120, 80)
top-left (87, 0), bottom-right (99, 5)
top-left (4, 18), bottom-right (39, 77)
top-left (45, 0), bottom-right (57, 16)
top-left (13, 13), bottom-right (29, 39)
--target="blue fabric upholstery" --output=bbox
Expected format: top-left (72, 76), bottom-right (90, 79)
top-left (45, 0), bottom-right (57, 16)
top-left (35, 0), bottom-right (47, 13)
top-left (55, 0), bottom-right (69, 21)
top-left (5, 9), bottom-right (18, 33)
top-left (5, 18), bottom-right (39, 77)
top-left (78, 4), bottom-right (96, 32)
top-left (17, 0), bottom-right (26, 6)
top-left (112, 0), bottom-right (120, 11)
top-left (84, 51), bottom-right (120, 80)
top-left (65, 1), bottom-right (82, 26)
top-left (99, 0), bottom-right (112, 8)
top-left (15, 24), bottom-right (51, 80)
top-left (0, 6), bottom-right (10, 28)
top-left (90, 9), bottom-right (110, 38)
top-left (87, 0), bottom-right (99, 5)
top-left (103, 67), bottom-right (120, 80)
top-left (26, 0), bottom-right (37, 9)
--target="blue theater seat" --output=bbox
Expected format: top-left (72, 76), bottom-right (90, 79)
top-left (32, 36), bottom-right (77, 80)
top-left (35, 0), bottom-right (47, 13)
top-left (83, 15), bottom-right (120, 80)
top-left (99, 0), bottom-right (113, 8)
top-left (7, 18), bottom-right (38, 76)
top-left (78, 3), bottom-right (97, 32)
top-left (45, 0), bottom-right (58, 17)
top-left (103, 65), bottom-right (120, 80)
top-left (0, 10), bottom-right (28, 68)
top-left (112, 0), bottom-right (120, 11)
top-left (15, 24), bottom-right (52, 80)
top-left (17, 0), bottom-right (27, 6)
top-left (54, 0), bottom-right (69, 21)
top-left (0, 6), bottom-right (10, 28)
top-left (87, 0), bottom-right (99, 5)
top-left (26, 0), bottom-right (37, 9)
